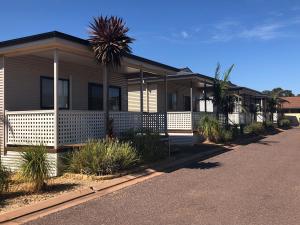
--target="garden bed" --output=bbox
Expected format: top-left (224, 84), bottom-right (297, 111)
top-left (0, 173), bottom-right (107, 214)
top-left (0, 144), bottom-right (218, 215)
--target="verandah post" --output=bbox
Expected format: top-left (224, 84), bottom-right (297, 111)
top-left (204, 81), bottom-right (207, 113)
top-left (140, 67), bottom-right (144, 133)
top-left (164, 72), bottom-right (168, 136)
top-left (190, 80), bottom-right (193, 131)
top-left (53, 49), bottom-right (59, 149)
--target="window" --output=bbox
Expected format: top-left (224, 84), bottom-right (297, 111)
top-left (88, 83), bottom-right (103, 110)
top-left (40, 77), bottom-right (69, 109)
top-left (184, 96), bottom-right (191, 111)
top-left (109, 86), bottom-right (121, 111)
top-left (167, 93), bottom-right (177, 110)
top-left (88, 83), bottom-right (121, 111)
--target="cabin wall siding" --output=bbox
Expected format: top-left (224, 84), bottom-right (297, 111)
top-left (5, 55), bottom-right (128, 111)
top-left (1, 151), bottom-right (58, 176)
top-left (128, 83), bottom-right (157, 112)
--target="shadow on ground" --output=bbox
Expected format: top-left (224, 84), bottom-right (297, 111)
top-left (0, 183), bottom-right (79, 209)
top-left (158, 128), bottom-right (288, 174)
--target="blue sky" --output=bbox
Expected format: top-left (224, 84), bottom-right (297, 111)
top-left (1, 0), bottom-right (300, 94)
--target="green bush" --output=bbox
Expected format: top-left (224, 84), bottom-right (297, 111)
top-left (121, 130), bottom-right (168, 162)
top-left (244, 122), bottom-right (265, 135)
top-left (264, 121), bottom-right (276, 130)
top-left (278, 118), bottom-right (290, 129)
top-left (69, 139), bottom-right (139, 175)
top-left (218, 129), bottom-right (233, 143)
top-left (0, 163), bottom-right (10, 194)
top-left (198, 115), bottom-right (220, 142)
top-left (20, 145), bottom-right (51, 192)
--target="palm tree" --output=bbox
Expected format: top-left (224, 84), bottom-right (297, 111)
top-left (212, 63), bottom-right (235, 125)
top-left (88, 16), bottom-right (134, 136)
top-left (266, 91), bottom-right (285, 122)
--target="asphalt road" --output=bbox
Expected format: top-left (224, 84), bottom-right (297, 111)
top-left (27, 128), bottom-right (300, 225)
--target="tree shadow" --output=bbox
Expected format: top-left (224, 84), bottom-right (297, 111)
top-left (225, 128), bottom-right (282, 147)
top-left (255, 140), bottom-right (279, 146)
top-left (0, 183), bottom-right (79, 209)
top-left (156, 143), bottom-right (230, 173)
top-left (186, 161), bottom-right (221, 170)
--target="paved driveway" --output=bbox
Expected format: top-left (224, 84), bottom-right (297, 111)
top-left (27, 128), bottom-right (300, 225)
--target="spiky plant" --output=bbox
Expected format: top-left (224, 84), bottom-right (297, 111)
top-left (88, 16), bottom-right (134, 136)
top-left (198, 115), bottom-right (220, 142)
top-left (20, 145), bottom-right (51, 192)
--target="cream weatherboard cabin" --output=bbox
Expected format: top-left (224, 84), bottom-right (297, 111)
top-left (0, 31), bottom-right (269, 176)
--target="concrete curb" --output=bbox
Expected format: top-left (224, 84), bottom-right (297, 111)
top-left (0, 147), bottom-right (226, 224)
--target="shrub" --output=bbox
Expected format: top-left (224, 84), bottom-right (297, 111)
top-left (69, 139), bottom-right (139, 175)
top-left (244, 122), bottom-right (265, 135)
top-left (264, 121), bottom-right (276, 131)
top-left (121, 130), bottom-right (168, 162)
top-left (20, 145), bottom-right (51, 192)
top-left (278, 118), bottom-right (290, 129)
top-left (0, 163), bottom-right (10, 194)
top-left (198, 115), bottom-right (220, 142)
top-left (218, 129), bottom-right (233, 143)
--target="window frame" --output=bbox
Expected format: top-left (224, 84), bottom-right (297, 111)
top-left (40, 76), bottom-right (70, 110)
top-left (88, 83), bottom-right (122, 111)
top-left (88, 82), bottom-right (103, 111)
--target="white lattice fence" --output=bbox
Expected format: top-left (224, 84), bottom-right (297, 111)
top-left (192, 112), bottom-right (215, 129)
top-left (228, 113), bottom-right (240, 125)
top-left (143, 113), bottom-right (166, 133)
top-left (109, 112), bottom-right (142, 135)
top-left (6, 110), bottom-right (55, 146)
top-left (167, 112), bottom-right (192, 130)
top-left (58, 111), bottom-right (105, 145)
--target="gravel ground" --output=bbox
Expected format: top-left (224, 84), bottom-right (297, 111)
top-left (26, 128), bottom-right (300, 225)
top-left (0, 173), bottom-right (106, 214)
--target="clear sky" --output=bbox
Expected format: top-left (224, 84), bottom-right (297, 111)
top-left (1, 0), bottom-right (300, 94)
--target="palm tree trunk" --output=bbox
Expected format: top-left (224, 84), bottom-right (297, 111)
top-left (103, 66), bottom-right (109, 137)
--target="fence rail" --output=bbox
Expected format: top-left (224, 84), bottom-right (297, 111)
top-left (6, 110), bottom-right (217, 146)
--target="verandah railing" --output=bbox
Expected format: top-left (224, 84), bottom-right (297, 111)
top-left (6, 110), bottom-right (215, 146)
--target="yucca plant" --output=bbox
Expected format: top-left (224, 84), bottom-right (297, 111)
top-left (20, 145), bottom-right (51, 192)
top-left (88, 16), bottom-right (134, 136)
top-left (198, 115), bottom-right (220, 142)
top-left (0, 162), bottom-right (10, 194)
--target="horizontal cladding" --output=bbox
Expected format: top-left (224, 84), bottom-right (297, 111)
top-left (128, 84), bottom-right (157, 112)
top-left (1, 151), bottom-right (58, 176)
top-left (5, 55), bottom-right (128, 111)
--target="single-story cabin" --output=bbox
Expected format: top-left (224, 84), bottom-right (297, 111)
top-left (0, 31), bottom-right (271, 175)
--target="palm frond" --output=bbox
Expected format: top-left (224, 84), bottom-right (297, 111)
top-left (214, 62), bottom-right (221, 80)
top-left (88, 16), bottom-right (135, 68)
top-left (223, 64), bottom-right (234, 82)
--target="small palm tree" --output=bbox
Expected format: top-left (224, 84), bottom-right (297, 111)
top-left (88, 16), bottom-right (134, 136)
top-left (212, 63), bottom-right (235, 125)
top-left (266, 91), bottom-right (285, 122)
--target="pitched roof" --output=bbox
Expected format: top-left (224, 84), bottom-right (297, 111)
top-left (280, 97), bottom-right (300, 109)
top-left (0, 31), bottom-right (180, 72)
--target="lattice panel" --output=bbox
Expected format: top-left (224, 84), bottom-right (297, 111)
top-left (228, 113), bottom-right (240, 125)
top-left (167, 112), bottom-right (192, 130)
top-left (192, 112), bottom-right (215, 129)
top-left (143, 113), bottom-right (166, 133)
top-left (109, 112), bottom-right (142, 135)
top-left (58, 111), bottom-right (105, 145)
top-left (6, 111), bottom-right (55, 146)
